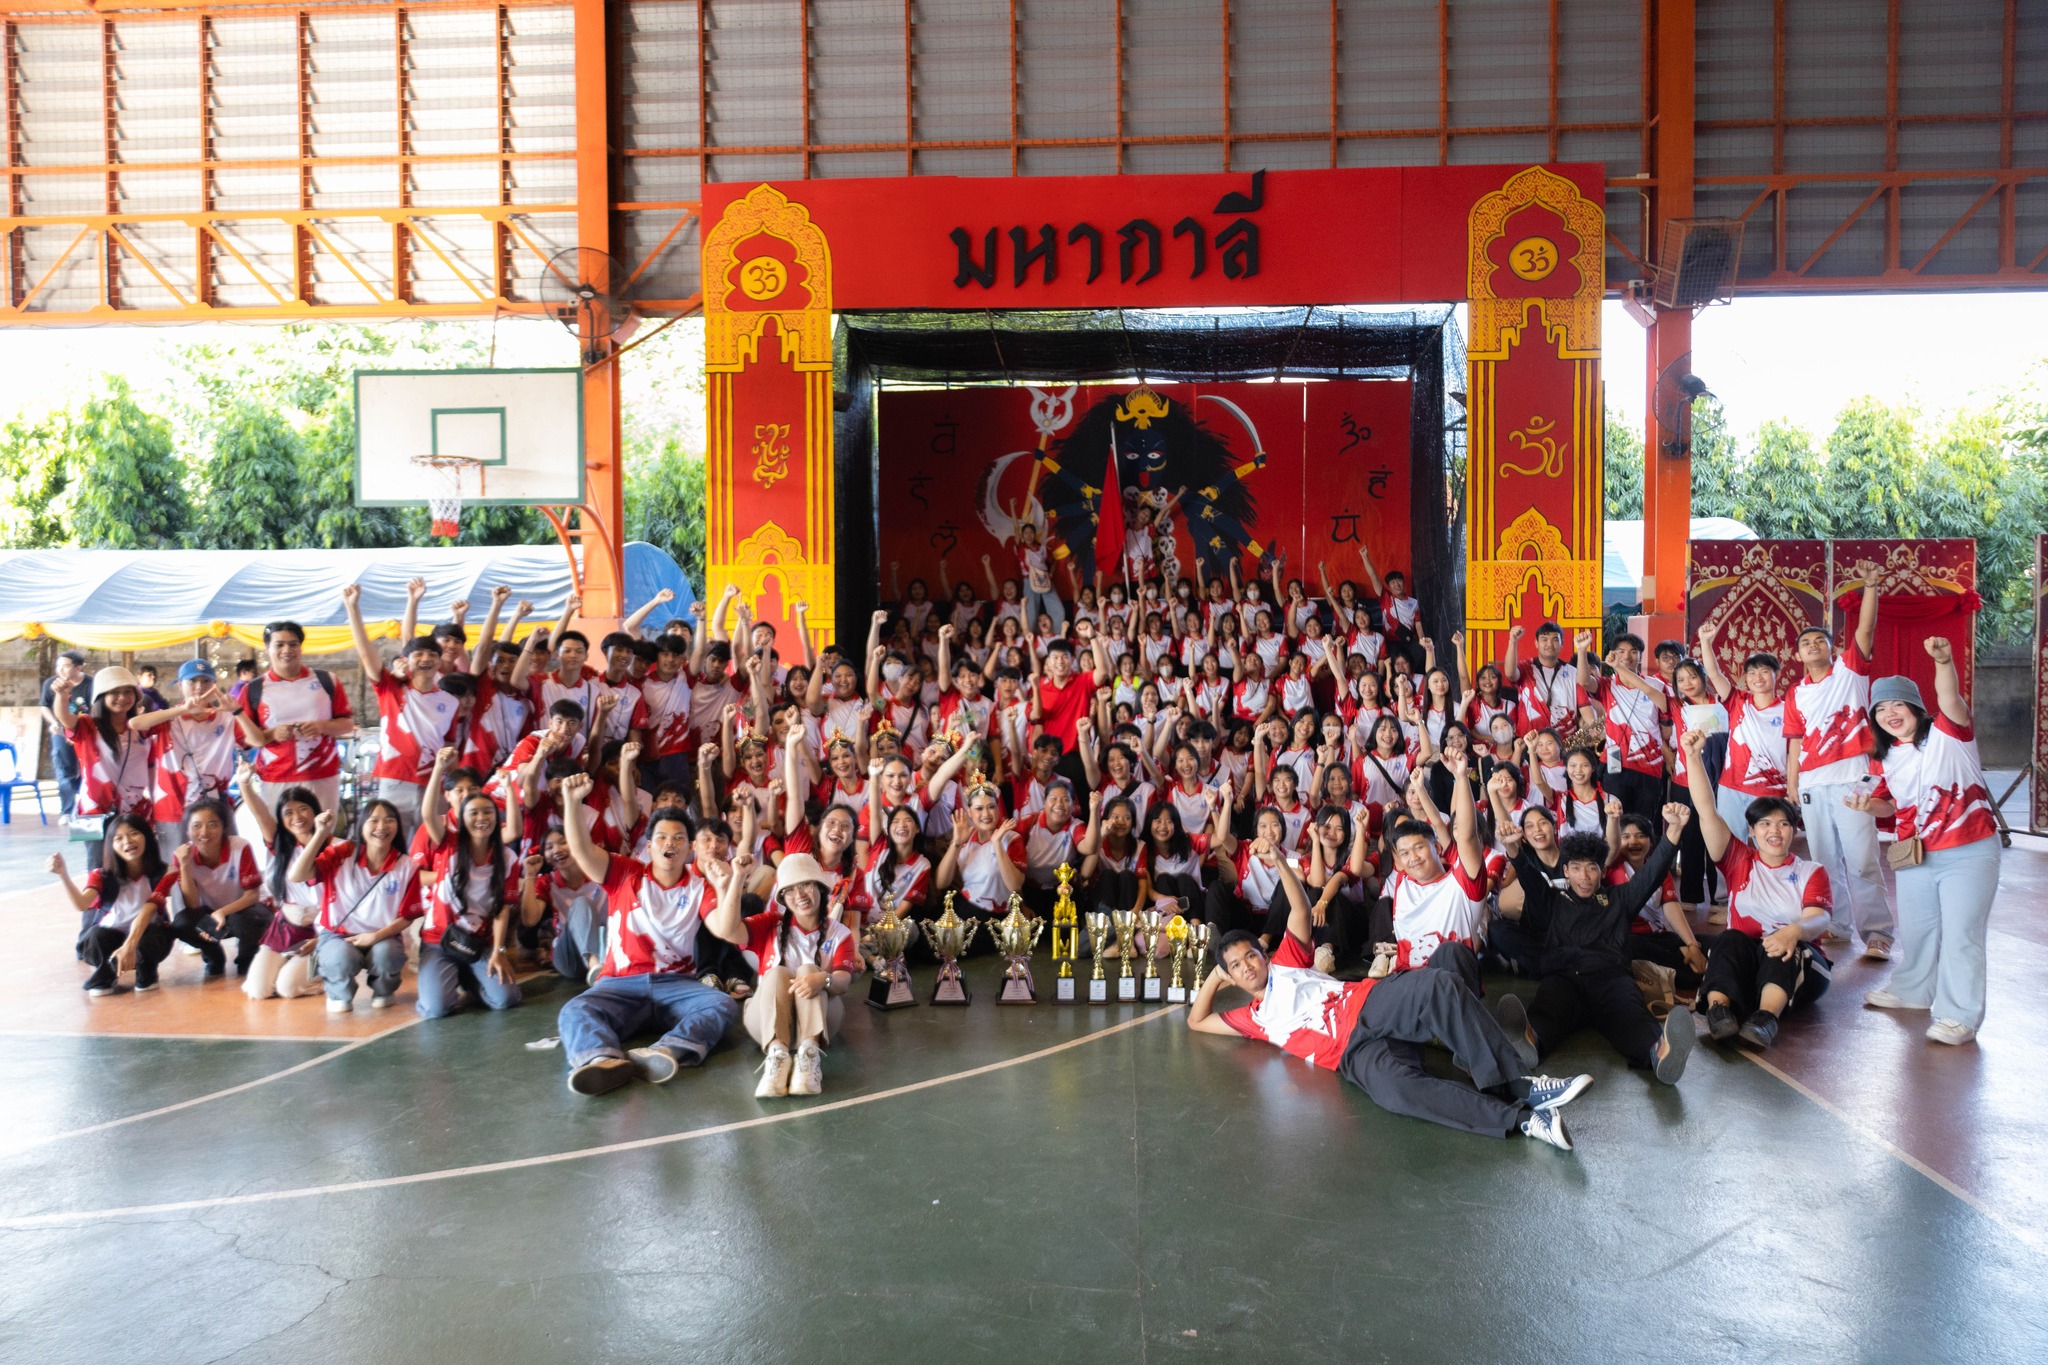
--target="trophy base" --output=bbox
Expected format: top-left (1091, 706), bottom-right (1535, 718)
top-left (1141, 978), bottom-right (1163, 1002)
top-left (1166, 984), bottom-right (1189, 1004)
top-left (867, 971), bottom-right (917, 1011)
top-left (1087, 979), bottom-right (1108, 1003)
top-left (1117, 978), bottom-right (1137, 1002)
top-left (930, 979), bottom-right (970, 1006)
top-left (999, 980), bottom-right (1038, 1005)
top-left (1055, 976), bottom-right (1077, 1003)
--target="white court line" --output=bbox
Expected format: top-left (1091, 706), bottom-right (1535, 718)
top-left (1740, 1051), bottom-right (2047, 1257)
top-left (0, 1030), bottom-right (388, 1044)
top-left (3, 1017), bottom-right (425, 1157)
top-left (0, 1005), bottom-right (1180, 1229)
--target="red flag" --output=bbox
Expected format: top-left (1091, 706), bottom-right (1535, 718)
top-left (1096, 427), bottom-right (1127, 581)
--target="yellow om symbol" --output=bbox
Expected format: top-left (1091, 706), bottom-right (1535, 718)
top-left (1500, 415), bottom-right (1568, 478)
top-left (752, 423), bottom-right (792, 490)
top-left (1508, 236), bottom-right (1557, 282)
top-left (739, 257), bottom-right (787, 301)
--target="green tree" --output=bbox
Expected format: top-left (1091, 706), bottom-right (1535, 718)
top-left (1740, 419), bottom-right (1831, 540)
top-left (1603, 407), bottom-right (1643, 519)
top-left (625, 434), bottom-right (707, 590)
top-left (1688, 400), bottom-right (1744, 520)
top-left (295, 405), bottom-right (411, 550)
top-left (193, 404), bottom-right (305, 549)
top-left (0, 412), bottom-right (80, 548)
top-left (1821, 397), bottom-right (1923, 539)
top-left (67, 378), bottom-right (191, 549)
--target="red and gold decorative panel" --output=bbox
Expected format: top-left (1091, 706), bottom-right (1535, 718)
top-left (1828, 539), bottom-right (1978, 704)
top-left (1686, 539), bottom-right (1829, 689)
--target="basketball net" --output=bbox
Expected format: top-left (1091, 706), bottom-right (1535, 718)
top-left (409, 455), bottom-right (485, 539)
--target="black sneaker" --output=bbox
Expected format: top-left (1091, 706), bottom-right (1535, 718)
top-left (1654, 1005), bottom-right (1696, 1084)
top-left (566, 1056), bottom-right (635, 1097)
top-left (83, 966), bottom-right (118, 996)
top-left (1706, 1002), bottom-right (1739, 1040)
top-left (1738, 1011), bottom-right (1780, 1049)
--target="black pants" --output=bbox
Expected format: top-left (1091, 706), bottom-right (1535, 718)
top-left (1668, 780), bottom-right (1719, 906)
top-left (1258, 883), bottom-right (1368, 962)
top-left (1607, 767), bottom-right (1663, 823)
top-left (1209, 890), bottom-right (1260, 938)
top-left (78, 921), bottom-right (173, 990)
top-left (170, 905), bottom-right (272, 975)
top-left (1150, 872), bottom-right (1236, 929)
top-left (1091, 869), bottom-right (1142, 917)
top-left (1628, 929), bottom-right (1703, 990)
top-left (1486, 916), bottom-right (1546, 979)
top-left (1528, 966), bottom-right (1662, 1068)
top-left (696, 894), bottom-right (764, 984)
top-left (1336, 963), bottom-right (1532, 1138)
top-left (1701, 928), bottom-right (1830, 1018)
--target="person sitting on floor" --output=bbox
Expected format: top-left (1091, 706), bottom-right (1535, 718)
top-left (416, 745), bottom-right (526, 1019)
top-left (1680, 727), bottom-right (1833, 1049)
top-left (553, 771), bottom-right (744, 1097)
top-left (1186, 831), bottom-right (1593, 1150)
top-left (1490, 808), bottom-right (1698, 1087)
top-left (235, 760), bottom-right (327, 1002)
top-left (737, 853), bottom-right (858, 1099)
top-left (48, 815), bottom-right (172, 996)
top-left (163, 797), bottom-right (270, 979)
top-left (291, 798), bottom-right (423, 1013)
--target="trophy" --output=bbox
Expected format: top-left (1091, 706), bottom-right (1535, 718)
top-left (1051, 864), bottom-right (1080, 1003)
top-left (926, 892), bottom-right (978, 1006)
top-left (1085, 911), bottom-right (1111, 1003)
top-left (1188, 921), bottom-right (1213, 992)
top-left (860, 901), bottom-right (916, 1010)
top-left (993, 895), bottom-right (1046, 1004)
top-left (1164, 914), bottom-right (1192, 1003)
top-left (1140, 908), bottom-right (1165, 1002)
top-left (1111, 910), bottom-right (1139, 1001)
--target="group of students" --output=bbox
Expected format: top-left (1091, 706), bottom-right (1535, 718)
top-left (48, 546), bottom-right (2001, 1150)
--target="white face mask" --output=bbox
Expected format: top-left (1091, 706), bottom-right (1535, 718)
top-left (882, 661), bottom-right (906, 683)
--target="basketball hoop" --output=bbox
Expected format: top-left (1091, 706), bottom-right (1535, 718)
top-left (409, 454), bottom-right (487, 538)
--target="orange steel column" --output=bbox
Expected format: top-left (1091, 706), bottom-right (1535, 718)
top-left (1642, 0), bottom-right (1695, 645)
top-left (573, 0), bottom-right (626, 621)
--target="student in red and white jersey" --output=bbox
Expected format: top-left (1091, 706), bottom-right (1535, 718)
top-left (464, 632), bottom-right (541, 776)
top-left (1579, 630), bottom-right (1670, 821)
top-left (1383, 753), bottom-right (1492, 980)
top-left (936, 783), bottom-right (1026, 938)
top-left (585, 632), bottom-right (646, 751)
top-left (503, 700), bottom-right (589, 815)
top-left (160, 798), bottom-right (268, 979)
top-left (1034, 636), bottom-right (1111, 783)
top-left (1681, 729), bottom-right (1832, 1051)
top-left (415, 746), bottom-right (525, 1020)
top-left (291, 798), bottom-right (423, 1013)
top-left (1217, 804), bottom-right (1292, 935)
top-left (738, 853), bottom-right (859, 1098)
top-left (1504, 623), bottom-right (1585, 736)
top-left (523, 829), bottom-right (608, 985)
top-left (49, 667), bottom-right (154, 847)
top-left (1857, 638), bottom-right (2000, 1044)
top-left (1230, 655), bottom-right (1276, 726)
top-left (1016, 780), bottom-right (1092, 914)
top-left (553, 773), bottom-right (746, 1097)
top-left (343, 583), bottom-right (463, 839)
top-left (1781, 561), bottom-right (1892, 957)
top-left (1699, 623), bottom-right (1788, 837)
top-left (48, 817), bottom-right (173, 996)
top-left (632, 631), bottom-right (696, 793)
top-left (854, 803), bottom-right (934, 924)
top-left (131, 658), bottom-right (241, 858)
top-left (237, 620), bottom-right (358, 820)
top-left (1608, 812), bottom-right (1706, 991)
top-left (1188, 833), bottom-right (1587, 1148)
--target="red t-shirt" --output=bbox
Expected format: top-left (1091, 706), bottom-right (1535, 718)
top-left (1035, 670), bottom-right (1097, 750)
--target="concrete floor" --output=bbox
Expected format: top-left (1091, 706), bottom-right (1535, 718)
top-left (3, 827), bottom-right (2047, 1363)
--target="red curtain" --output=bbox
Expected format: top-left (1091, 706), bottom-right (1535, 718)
top-left (1864, 593), bottom-right (1974, 706)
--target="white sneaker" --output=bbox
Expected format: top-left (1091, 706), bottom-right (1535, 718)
top-left (1926, 1019), bottom-right (1978, 1046)
top-left (1520, 1108), bottom-right (1573, 1151)
top-left (1861, 935), bottom-right (1894, 962)
top-left (1312, 944), bottom-right (1337, 975)
top-left (790, 1041), bottom-right (825, 1096)
top-left (326, 997), bottom-right (353, 1014)
top-left (755, 1042), bottom-right (793, 1098)
top-left (1367, 943), bottom-right (1396, 980)
top-left (1863, 989), bottom-right (1922, 1010)
top-left (369, 995), bottom-right (393, 1010)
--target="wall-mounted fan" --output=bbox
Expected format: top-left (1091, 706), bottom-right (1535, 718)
top-left (1651, 353), bottom-right (1713, 459)
top-left (540, 247), bottom-right (637, 364)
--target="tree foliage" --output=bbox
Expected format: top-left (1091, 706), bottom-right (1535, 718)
top-left (1821, 397), bottom-right (1923, 539)
top-left (67, 379), bottom-right (192, 550)
top-left (1602, 408), bottom-right (1643, 519)
top-left (1739, 419), bottom-right (1834, 540)
top-left (193, 403), bottom-right (305, 549)
top-left (625, 434), bottom-right (707, 590)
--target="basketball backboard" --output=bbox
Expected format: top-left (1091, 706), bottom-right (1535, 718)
top-left (354, 368), bottom-right (585, 507)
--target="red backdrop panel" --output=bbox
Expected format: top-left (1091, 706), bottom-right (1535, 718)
top-left (1686, 539), bottom-right (1830, 689)
top-left (1830, 539), bottom-right (1978, 704)
top-left (877, 380), bottom-right (1412, 606)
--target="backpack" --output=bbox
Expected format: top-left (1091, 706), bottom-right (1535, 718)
top-left (243, 669), bottom-right (339, 721)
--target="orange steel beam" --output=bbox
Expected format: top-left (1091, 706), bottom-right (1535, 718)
top-left (571, 0), bottom-right (623, 620)
top-left (0, 1), bottom-right (562, 17)
top-left (1642, 0), bottom-right (1694, 642)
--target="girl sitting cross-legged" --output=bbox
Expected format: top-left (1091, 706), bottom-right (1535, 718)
top-left (290, 798), bottom-right (423, 1014)
top-left (416, 745), bottom-right (526, 1018)
top-left (48, 814), bottom-right (173, 996)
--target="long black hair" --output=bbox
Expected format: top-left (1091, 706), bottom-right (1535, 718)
top-left (100, 812), bottom-right (166, 902)
top-left (1146, 802), bottom-right (1193, 861)
top-left (775, 878), bottom-right (834, 971)
top-left (1870, 703), bottom-right (1933, 762)
top-left (874, 802), bottom-right (925, 904)
top-left (267, 785), bottom-right (324, 902)
top-left (446, 792), bottom-right (507, 916)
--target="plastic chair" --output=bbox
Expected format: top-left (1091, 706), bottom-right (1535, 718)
top-left (0, 740), bottom-right (48, 825)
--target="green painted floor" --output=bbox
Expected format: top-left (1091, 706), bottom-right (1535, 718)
top-left (3, 959), bottom-right (2046, 1365)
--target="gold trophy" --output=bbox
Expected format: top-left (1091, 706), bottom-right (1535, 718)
top-left (926, 892), bottom-right (978, 1006)
top-left (994, 894), bottom-right (1046, 1004)
top-left (1085, 911), bottom-right (1111, 1003)
top-left (860, 900), bottom-right (916, 1010)
top-left (1051, 864), bottom-right (1080, 1003)
top-left (1188, 921), bottom-right (1213, 992)
top-left (1140, 908), bottom-right (1165, 1001)
top-left (1164, 914), bottom-right (1192, 1003)
top-left (1111, 910), bottom-right (1140, 1001)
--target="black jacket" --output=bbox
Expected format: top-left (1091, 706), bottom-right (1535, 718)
top-left (1511, 834), bottom-right (1680, 977)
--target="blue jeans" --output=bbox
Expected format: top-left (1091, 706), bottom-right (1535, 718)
top-left (318, 931), bottom-right (408, 1003)
top-left (558, 972), bottom-right (740, 1069)
top-left (1887, 836), bottom-right (2000, 1029)
top-left (416, 942), bottom-right (523, 1018)
top-left (550, 897), bottom-right (607, 985)
top-left (49, 734), bottom-right (79, 815)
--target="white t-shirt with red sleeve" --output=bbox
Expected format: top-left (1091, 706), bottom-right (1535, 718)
top-left (1721, 693), bottom-right (1788, 797)
top-left (599, 856), bottom-right (710, 978)
top-left (84, 868), bottom-right (158, 932)
top-left (634, 671), bottom-right (695, 758)
top-left (855, 843), bottom-right (933, 919)
top-left (1782, 643), bottom-right (1874, 787)
top-left (421, 829), bottom-right (523, 945)
top-left (67, 723), bottom-right (153, 820)
top-left (248, 669), bottom-right (353, 784)
top-left (739, 910), bottom-right (859, 976)
top-left (311, 842), bottom-right (423, 935)
top-left (160, 835), bottom-right (263, 915)
top-left (1598, 674), bottom-right (1670, 777)
top-left (1220, 931), bottom-right (1376, 1071)
top-left (1717, 840), bottom-right (1831, 939)
top-left (1387, 860), bottom-right (1488, 970)
top-left (150, 711), bottom-right (240, 823)
top-left (1017, 812), bottom-right (1079, 887)
top-left (1514, 659), bottom-right (1584, 735)
top-left (371, 674), bottom-right (464, 786)
top-left (955, 829), bottom-right (1026, 909)
top-left (1871, 714), bottom-right (1996, 852)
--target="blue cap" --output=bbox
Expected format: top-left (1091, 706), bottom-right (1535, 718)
top-left (177, 658), bottom-right (217, 683)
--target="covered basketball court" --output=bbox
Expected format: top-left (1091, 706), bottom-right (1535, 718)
top-left (2, 0), bottom-right (2046, 1359)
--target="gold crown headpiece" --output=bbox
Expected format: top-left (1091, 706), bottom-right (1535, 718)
top-left (1113, 385), bottom-right (1170, 430)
